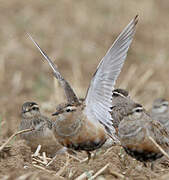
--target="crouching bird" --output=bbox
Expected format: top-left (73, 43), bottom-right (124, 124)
top-left (20, 102), bottom-right (63, 157)
top-left (28, 15), bottom-right (138, 159)
top-left (118, 103), bottom-right (169, 164)
top-left (110, 88), bottom-right (136, 131)
top-left (150, 98), bottom-right (169, 132)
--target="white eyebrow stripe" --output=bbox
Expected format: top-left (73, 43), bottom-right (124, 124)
top-left (112, 91), bottom-right (127, 98)
top-left (32, 105), bottom-right (39, 108)
top-left (133, 107), bottom-right (143, 112)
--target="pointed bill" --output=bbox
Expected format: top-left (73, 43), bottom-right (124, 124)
top-left (28, 34), bottom-right (79, 105)
top-left (84, 15), bottom-right (138, 134)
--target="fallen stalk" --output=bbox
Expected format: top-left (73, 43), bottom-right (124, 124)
top-left (148, 136), bottom-right (169, 160)
top-left (0, 128), bottom-right (34, 152)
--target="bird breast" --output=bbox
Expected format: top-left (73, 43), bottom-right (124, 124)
top-left (53, 112), bottom-right (107, 151)
top-left (118, 119), bottom-right (145, 138)
top-left (53, 112), bottom-right (84, 137)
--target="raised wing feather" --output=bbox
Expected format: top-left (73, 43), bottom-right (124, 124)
top-left (28, 34), bottom-right (79, 105)
top-left (84, 16), bottom-right (138, 133)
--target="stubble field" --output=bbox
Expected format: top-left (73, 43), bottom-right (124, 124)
top-left (0, 1), bottom-right (169, 179)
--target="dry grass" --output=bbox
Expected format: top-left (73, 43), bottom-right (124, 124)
top-left (0, 128), bottom-right (33, 152)
top-left (0, 0), bottom-right (169, 179)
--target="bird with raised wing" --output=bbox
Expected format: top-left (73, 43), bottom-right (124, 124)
top-left (28, 15), bottom-right (138, 159)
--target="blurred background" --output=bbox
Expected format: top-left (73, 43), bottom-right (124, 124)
top-left (0, 0), bottom-right (169, 138)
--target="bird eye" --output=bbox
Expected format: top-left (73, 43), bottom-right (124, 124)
top-left (66, 108), bottom-right (71, 112)
top-left (132, 106), bottom-right (143, 114)
top-left (65, 106), bottom-right (76, 113)
top-left (112, 92), bottom-right (119, 97)
top-left (32, 107), bottom-right (39, 111)
top-left (135, 109), bottom-right (142, 113)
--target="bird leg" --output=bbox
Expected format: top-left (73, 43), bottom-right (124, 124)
top-left (151, 162), bottom-right (154, 171)
top-left (143, 162), bottom-right (147, 167)
top-left (86, 151), bottom-right (91, 163)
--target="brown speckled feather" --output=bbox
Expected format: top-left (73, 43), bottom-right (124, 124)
top-left (118, 103), bottom-right (169, 162)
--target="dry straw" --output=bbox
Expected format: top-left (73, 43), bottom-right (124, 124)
top-left (0, 128), bottom-right (34, 152)
top-left (148, 136), bottom-right (169, 160)
top-left (89, 163), bottom-right (109, 180)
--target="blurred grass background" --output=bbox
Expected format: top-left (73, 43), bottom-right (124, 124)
top-left (0, 0), bottom-right (169, 137)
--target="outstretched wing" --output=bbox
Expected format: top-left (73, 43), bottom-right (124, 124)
top-left (28, 34), bottom-right (79, 105)
top-left (84, 16), bottom-right (138, 133)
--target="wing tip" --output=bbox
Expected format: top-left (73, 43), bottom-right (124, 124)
top-left (134, 15), bottom-right (139, 26)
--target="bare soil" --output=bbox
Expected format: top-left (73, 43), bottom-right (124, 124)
top-left (1, 140), bottom-right (169, 179)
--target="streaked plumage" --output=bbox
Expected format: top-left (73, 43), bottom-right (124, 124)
top-left (110, 88), bottom-right (136, 130)
top-left (118, 103), bottom-right (169, 162)
top-left (20, 102), bottom-right (62, 157)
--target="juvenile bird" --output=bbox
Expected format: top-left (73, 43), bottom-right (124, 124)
top-left (28, 15), bottom-right (138, 159)
top-left (110, 88), bottom-right (136, 130)
top-left (20, 102), bottom-right (63, 157)
top-left (118, 103), bottom-right (169, 163)
top-left (150, 98), bottom-right (169, 131)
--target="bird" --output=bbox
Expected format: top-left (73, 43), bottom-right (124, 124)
top-left (118, 103), bottom-right (169, 163)
top-left (20, 101), bottom-right (63, 157)
top-left (110, 88), bottom-right (136, 131)
top-left (28, 15), bottom-right (138, 159)
top-left (150, 98), bottom-right (169, 131)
